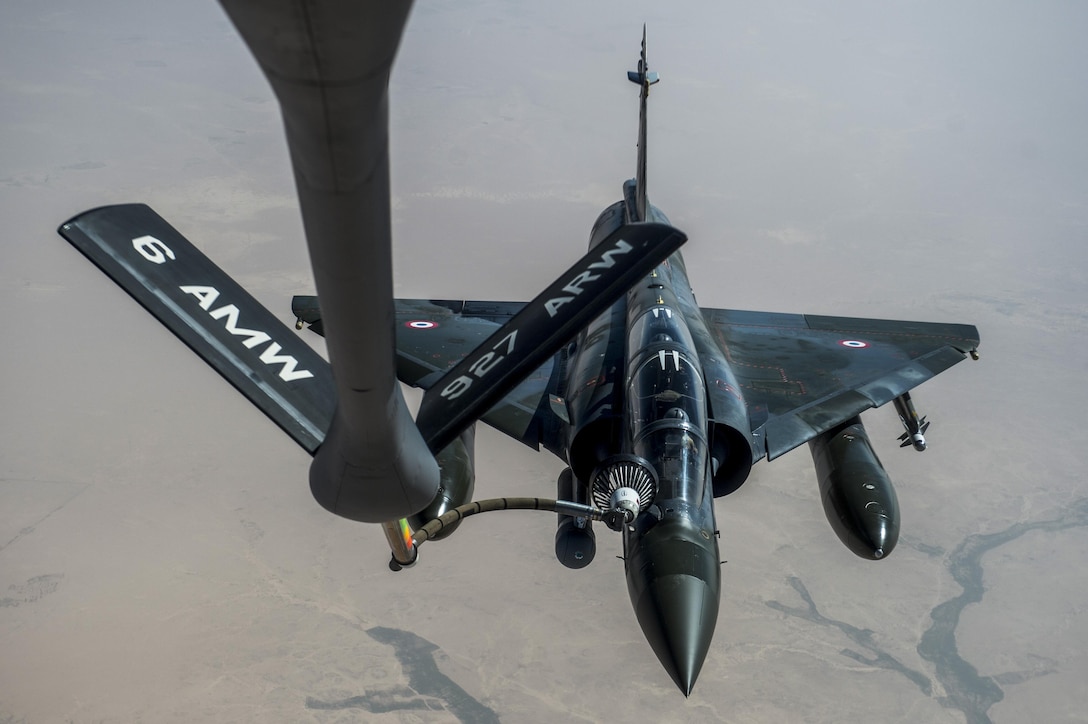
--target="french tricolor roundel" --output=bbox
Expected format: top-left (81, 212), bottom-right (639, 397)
top-left (838, 339), bottom-right (869, 349)
top-left (405, 320), bottom-right (437, 330)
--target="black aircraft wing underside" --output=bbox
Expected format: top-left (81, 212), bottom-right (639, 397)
top-left (294, 297), bottom-right (561, 453)
top-left (700, 308), bottom-right (980, 461)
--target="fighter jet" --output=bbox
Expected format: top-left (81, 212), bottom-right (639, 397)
top-left (58, 4), bottom-right (979, 697)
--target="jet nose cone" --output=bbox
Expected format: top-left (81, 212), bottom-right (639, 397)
top-left (634, 572), bottom-right (718, 695)
top-left (625, 519), bottom-right (721, 695)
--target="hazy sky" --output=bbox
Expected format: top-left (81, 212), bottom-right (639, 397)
top-left (3, 1), bottom-right (1087, 722)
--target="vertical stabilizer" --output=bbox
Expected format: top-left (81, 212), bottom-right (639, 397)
top-left (626, 25), bottom-right (659, 222)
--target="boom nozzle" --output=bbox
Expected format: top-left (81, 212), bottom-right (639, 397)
top-left (382, 518), bottom-right (417, 571)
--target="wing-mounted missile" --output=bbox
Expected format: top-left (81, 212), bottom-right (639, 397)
top-left (808, 416), bottom-right (900, 560)
top-left (893, 391), bottom-right (930, 451)
top-left (554, 467), bottom-right (596, 568)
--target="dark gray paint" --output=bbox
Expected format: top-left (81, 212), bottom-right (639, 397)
top-left (219, 0), bottom-right (440, 522)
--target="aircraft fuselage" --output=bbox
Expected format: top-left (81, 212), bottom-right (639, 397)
top-left (560, 182), bottom-right (723, 694)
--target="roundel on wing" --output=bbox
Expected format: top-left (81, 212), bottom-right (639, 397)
top-left (405, 320), bottom-right (438, 329)
top-left (838, 339), bottom-right (870, 349)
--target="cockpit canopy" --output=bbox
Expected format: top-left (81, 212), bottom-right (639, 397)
top-left (628, 306), bottom-right (696, 355)
top-left (628, 351), bottom-right (707, 444)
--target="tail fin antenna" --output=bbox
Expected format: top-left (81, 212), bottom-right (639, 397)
top-left (626, 25), bottom-right (658, 221)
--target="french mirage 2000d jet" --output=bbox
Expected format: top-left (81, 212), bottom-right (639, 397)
top-left (58, 3), bottom-right (979, 696)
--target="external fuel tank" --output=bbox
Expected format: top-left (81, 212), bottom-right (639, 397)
top-left (808, 416), bottom-right (900, 559)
